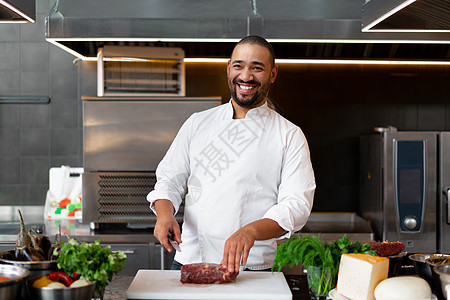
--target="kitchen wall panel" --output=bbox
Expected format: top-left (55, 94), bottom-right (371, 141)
top-left (0, 128), bottom-right (20, 156)
top-left (50, 129), bottom-right (79, 157)
top-left (21, 157), bottom-right (49, 185)
top-left (418, 104), bottom-right (447, 130)
top-left (21, 43), bottom-right (49, 71)
top-left (20, 104), bottom-right (49, 128)
top-left (0, 157), bottom-right (20, 184)
top-left (0, 43), bottom-right (20, 70)
top-left (0, 0), bottom-right (80, 205)
top-left (20, 129), bottom-right (49, 156)
top-left (0, 24), bottom-right (19, 42)
top-left (0, 72), bottom-right (20, 94)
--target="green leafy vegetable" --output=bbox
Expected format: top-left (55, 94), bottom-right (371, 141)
top-left (55, 238), bottom-right (127, 296)
top-left (271, 234), bottom-right (377, 295)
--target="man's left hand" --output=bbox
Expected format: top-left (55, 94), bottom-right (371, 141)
top-left (221, 227), bottom-right (255, 273)
top-left (221, 218), bottom-right (287, 273)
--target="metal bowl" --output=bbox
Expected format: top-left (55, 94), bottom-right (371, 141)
top-left (0, 264), bottom-right (30, 300)
top-left (0, 258), bottom-right (58, 277)
top-left (433, 264), bottom-right (450, 299)
top-left (0, 258), bottom-right (58, 298)
top-left (410, 253), bottom-right (450, 299)
top-left (27, 276), bottom-right (96, 300)
top-left (426, 254), bottom-right (450, 268)
top-left (409, 253), bottom-right (436, 281)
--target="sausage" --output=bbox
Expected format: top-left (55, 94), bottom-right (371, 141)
top-left (180, 263), bottom-right (238, 284)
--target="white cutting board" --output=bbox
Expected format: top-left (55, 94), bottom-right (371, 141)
top-left (126, 270), bottom-right (292, 300)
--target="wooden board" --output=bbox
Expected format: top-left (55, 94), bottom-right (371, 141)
top-left (126, 270), bottom-right (292, 300)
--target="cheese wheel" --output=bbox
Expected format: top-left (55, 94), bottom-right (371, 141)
top-left (374, 276), bottom-right (431, 300)
top-left (337, 253), bottom-right (389, 300)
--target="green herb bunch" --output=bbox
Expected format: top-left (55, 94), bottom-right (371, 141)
top-left (55, 238), bottom-right (127, 296)
top-left (271, 234), bottom-right (377, 295)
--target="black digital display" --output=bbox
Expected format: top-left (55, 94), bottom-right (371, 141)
top-left (396, 140), bottom-right (425, 232)
top-left (399, 168), bottom-right (422, 204)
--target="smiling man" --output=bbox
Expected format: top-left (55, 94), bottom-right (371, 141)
top-left (147, 35), bottom-right (316, 273)
top-left (227, 37), bottom-right (277, 116)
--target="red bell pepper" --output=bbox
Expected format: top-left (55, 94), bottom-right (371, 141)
top-left (47, 271), bottom-right (74, 287)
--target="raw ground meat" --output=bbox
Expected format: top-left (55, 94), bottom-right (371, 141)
top-left (180, 263), bottom-right (239, 284)
top-left (369, 241), bottom-right (405, 257)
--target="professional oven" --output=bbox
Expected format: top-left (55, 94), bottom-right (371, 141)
top-left (359, 127), bottom-right (450, 253)
top-left (81, 96), bottom-right (221, 226)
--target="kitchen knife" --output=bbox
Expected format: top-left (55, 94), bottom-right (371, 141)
top-left (168, 232), bottom-right (181, 252)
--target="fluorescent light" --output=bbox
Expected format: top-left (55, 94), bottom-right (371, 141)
top-left (47, 39), bottom-right (450, 65)
top-left (361, 0), bottom-right (416, 32)
top-left (274, 59), bottom-right (450, 65)
top-left (47, 40), bottom-right (86, 60)
top-left (184, 58), bottom-right (450, 66)
top-left (0, 20), bottom-right (28, 23)
top-left (184, 58), bottom-right (229, 63)
top-left (47, 37), bottom-right (450, 45)
top-left (269, 39), bottom-right (450, 44)
top-left (81, 56), bottom-right (450, 65)
top-left (0, 0), bottom-right (35, 23)
top-left (47, 37), bottom-right (240, 43)
top-left (365, 29), bottom-right (450, 33)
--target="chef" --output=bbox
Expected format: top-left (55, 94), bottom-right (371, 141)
top-left (147, 35), bottom-right (315, 273)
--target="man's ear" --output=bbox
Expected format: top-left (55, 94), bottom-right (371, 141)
top-left (271, 65), bottom-right (278, 84)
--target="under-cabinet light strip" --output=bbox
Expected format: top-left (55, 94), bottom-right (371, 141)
top-left (77, 56), bottom-right (450, 66)
top-left (47, 37), bottom-right (450, 45)
top-left (0, 0), bottom-right (35, 23)
top-left (184, 58), bottom-right (450, 65)
top-left (48, 39), bottom-right (450, 66)
top-left (364, 29), bottom-right (450, 33)
top-left (361, 0), bottom-right (416, 32)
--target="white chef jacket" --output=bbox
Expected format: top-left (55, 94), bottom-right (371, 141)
top-left (147, 100), bottom-right (315, 270)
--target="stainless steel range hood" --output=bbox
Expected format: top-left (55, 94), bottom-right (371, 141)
top-left (0, 0), bottom-right (35, 23)
top-left (45, 0), bottom-right (450, 61)
top-left (362, 0), bottom-right (450, 32)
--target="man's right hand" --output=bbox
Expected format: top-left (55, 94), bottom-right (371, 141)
top-left (153, 199), bottom-right (182, 252)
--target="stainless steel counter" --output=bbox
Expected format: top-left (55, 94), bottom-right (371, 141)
top-left (298, 212), bottom-right (375, 242)
top-left (1, 207), bottom-right (374, 245)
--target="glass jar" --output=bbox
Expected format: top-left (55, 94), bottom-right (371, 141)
top-left (305, 265), bottom-right (337, 299)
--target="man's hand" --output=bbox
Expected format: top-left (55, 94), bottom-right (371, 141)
top-left (222, 227), bottom-right (255, 273)
top-left (221, 218), bottom-right (287, 273)
top-left (153, 199), bottom-right (181, 252)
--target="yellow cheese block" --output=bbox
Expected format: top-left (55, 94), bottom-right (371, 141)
top-left (337, 253), bottom-right (389, 300)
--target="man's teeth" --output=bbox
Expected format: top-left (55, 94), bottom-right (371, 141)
top-left (239, 85), bottom-right (254, 90)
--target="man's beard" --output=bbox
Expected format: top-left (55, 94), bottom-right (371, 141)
top-left (228, 79), bottom-right (270, 108)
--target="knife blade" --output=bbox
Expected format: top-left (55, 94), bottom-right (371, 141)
top-left (167, 232), bottom-right (181, 252)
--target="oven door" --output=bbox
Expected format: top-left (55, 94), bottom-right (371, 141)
top-left (383, 131), bottom-right (437, 253)
top-left (439, 132), bottom-right (450, 253)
